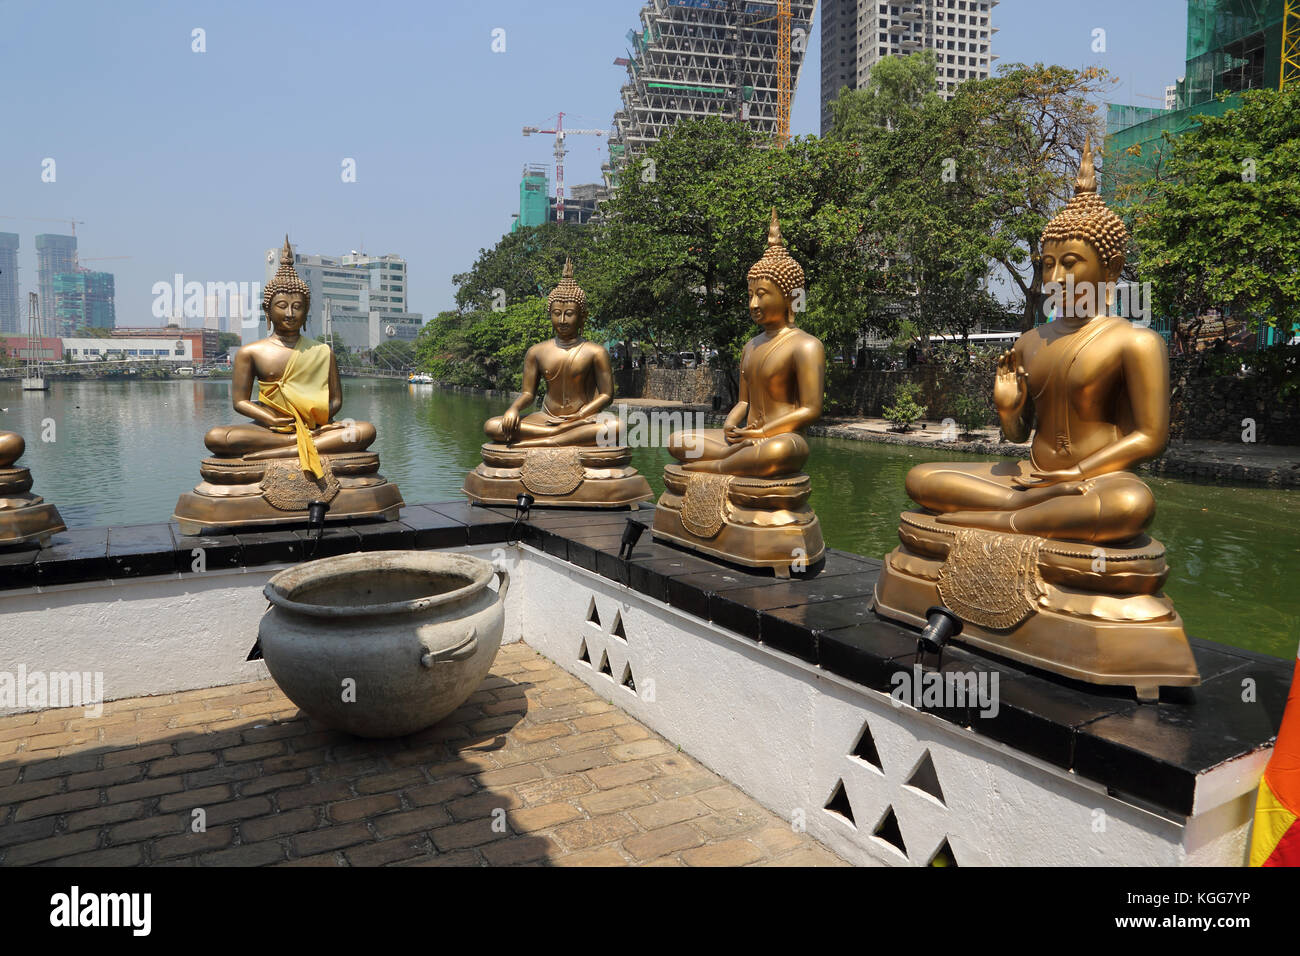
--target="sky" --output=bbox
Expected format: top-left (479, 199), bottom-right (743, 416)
top-left (0, 0), bottom-right (1189, 330)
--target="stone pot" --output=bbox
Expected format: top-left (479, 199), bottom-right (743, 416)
top-left (258, 550), bottom-right (508, 738)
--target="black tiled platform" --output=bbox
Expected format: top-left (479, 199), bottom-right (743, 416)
top-left (107, 523), bottom-right (177, 579)
top-left (2, 498), bottom-right (1290, 819)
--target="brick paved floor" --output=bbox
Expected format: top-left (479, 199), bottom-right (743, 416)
top-left (0, 643), bottom-right (846, 867)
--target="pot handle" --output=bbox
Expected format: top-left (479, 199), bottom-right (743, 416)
top-left (418, 569), bottom-right (508, 668)
top-left (422, 627), bottom-right (478, 668)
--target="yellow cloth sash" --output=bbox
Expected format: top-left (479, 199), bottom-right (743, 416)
top-left (257, 336), bottom-right (332, 478)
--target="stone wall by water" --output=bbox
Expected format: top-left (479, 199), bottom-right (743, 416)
top-left (1170, 358), bottom-right (1300, 446)
top-left (613, 356), bottom-right (1300, 447)
top-left (613, 367), bottom-right (728, 406)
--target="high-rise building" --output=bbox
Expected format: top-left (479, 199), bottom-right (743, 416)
top-left (35, 234), bottom-right (77, 327)
top-left (52, 271), bottom-right (116, 334)
top-left (605, 0), bottom-right (817, 181)
top-left (820, 0), bottom-right (999, 135)
top-left (0, 233), bottom-right (18, 335)
top-left (262, 243), bottom-right (423, 352)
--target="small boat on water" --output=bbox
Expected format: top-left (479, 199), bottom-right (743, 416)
top-left (408, 372), bottom-right (433, 385)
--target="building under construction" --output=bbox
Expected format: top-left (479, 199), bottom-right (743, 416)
top-left (35, 233), bottom-right (77, 328)
top-left (52, 270), bottom-right (116, 334)
top-left (604, 0), bottom-right (817, 184)
top-left (1107, 1), bottom-right (1298, 188)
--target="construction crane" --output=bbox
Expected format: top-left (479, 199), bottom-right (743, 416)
top-left (74, 255), bottom-right (130, 269)
top-left (739, 0), bottom-right (794, 146)
top-left (0, 215), bottom-right (85, 235)
top-left (776, 0), bottom-right (791, 145)
top-left (1283, 0), bottom-right (1300, 90)
top-left (523, 113), bottom-right (607, 222)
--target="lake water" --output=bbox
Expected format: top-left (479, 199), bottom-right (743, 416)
top-left (4, 378), bottom-right (1297, 659)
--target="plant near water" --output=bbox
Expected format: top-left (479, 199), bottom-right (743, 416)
top-left (953, 392), bottom-right (990, 438)
top-left (883, 381), bottom-right (926, 432)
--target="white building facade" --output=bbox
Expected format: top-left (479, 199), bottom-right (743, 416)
top-left (63, 337), bottom-right (194, 363)
top-left (260, 245), bottom-right (424, 352)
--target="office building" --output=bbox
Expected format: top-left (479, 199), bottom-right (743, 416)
top-left (262, 243), bottom-right (423, 352)
top-left (111, 327), bottom-right (221, 363)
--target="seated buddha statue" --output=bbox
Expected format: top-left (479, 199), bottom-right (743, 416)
top-left (873, 141), bottom-right (1199, 699)
top-left (651, 210), bottom-right (826, 574)
top-left (0, 429), bottom-right (66, 548)
top-left (462, 259), bottom-right (652, 508)
top-left (172, 237), bottom-right (402, 534)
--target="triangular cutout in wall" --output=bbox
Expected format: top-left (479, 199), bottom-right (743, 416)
top-left (850, 720), bottom-right (883, 771)
top-left (823, 779), bottom-right (855, 827)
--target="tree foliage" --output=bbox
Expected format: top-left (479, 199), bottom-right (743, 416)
top-left (592, 115), bottom-right (885, 392)
top-left (1132, 87), bottom-right (1300, 352)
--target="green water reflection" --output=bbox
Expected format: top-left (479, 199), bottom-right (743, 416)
top-left (4, 379), bottom-right (1296, 658)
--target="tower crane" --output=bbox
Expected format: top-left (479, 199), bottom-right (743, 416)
top-left (0, 215), bottom-right (85, 235)
top-left (732, 0), bottom-right (794, 146)
top-left (1284, 0), bottom-right (1300, 90)
top-left (523, 113), bottom-right (607, 222)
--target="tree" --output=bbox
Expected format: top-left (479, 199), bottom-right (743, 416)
top-left (828, 49), bottom-right (943, 137)
top-left (829, 51), bottom-right (1014, 345)
top-left (454, 222), bottom-right (598, 312)
top-left (1133, 87), bottom-right (1300, 353)
top-left (414, 299), bottom-right (552, 391)
top-left (372, 339), bottom-right (415, 371)
top-left (943, 63), bottom-right (1114, 329)
top-left (593, 117), bottom-right (885, 396)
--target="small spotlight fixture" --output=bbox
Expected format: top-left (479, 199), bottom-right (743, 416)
top-left (618, 518), bottom-right (646, 561)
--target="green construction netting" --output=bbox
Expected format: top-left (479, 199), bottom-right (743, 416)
top-left (1184, 0), bottom-right (1285, 105)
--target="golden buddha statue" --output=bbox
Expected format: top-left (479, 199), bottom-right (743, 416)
top-left (173, 237), bottom-right (402, 534)
top-left (651, 210), bottom-right (826, 574)
top-left (873, 141), bottom-right (1199, 699)
top-left (0, 430), bottom-right (66, 548)
top-left (462, 259), bottom-right (652, 508)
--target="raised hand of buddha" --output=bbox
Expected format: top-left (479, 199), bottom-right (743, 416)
top-left (993, 349), bottom-right (1028, 415)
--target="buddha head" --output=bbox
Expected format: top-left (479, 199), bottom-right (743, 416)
top-left (1040, 137), bottom-right (1130, 318)
top-left (547, 258), bottom-right (588, 342)
top-left (747, 209), bottom-right (804, 331)
top-left (262, 236), bottom-right (312, 334)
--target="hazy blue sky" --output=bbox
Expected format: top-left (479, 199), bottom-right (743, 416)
top-left (0, 0), bottom-right (1188, 328)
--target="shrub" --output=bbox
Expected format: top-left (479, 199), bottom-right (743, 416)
top-left (952, 392), bottom-right (989, 438)
top-left (882, 381), bottom-right (926, 431)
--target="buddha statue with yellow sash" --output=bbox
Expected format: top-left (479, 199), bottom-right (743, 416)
top-left (0, 429), bottom-right (66, 548)
top-left (173, 237), bottom-right (402, 534)
top-left (651, 210), bottom-right (826, 575)
top-left (462, 259), bottom-right (653, 508)
top-left (873, 142), bottom-right (1199, 699)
